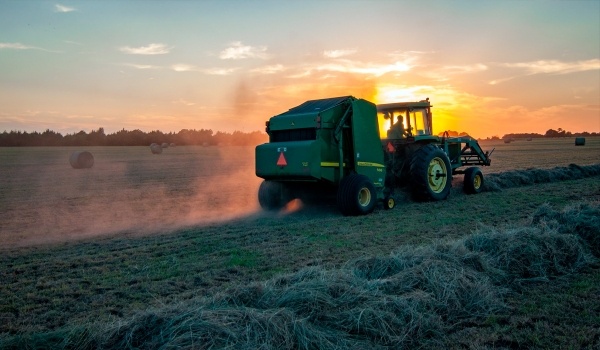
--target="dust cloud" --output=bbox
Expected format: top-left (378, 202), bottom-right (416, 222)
top-left (0, 146), bottom-right (263, 248)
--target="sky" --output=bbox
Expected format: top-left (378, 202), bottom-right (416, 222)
top-left (0, 1), bottom-right (599, 139)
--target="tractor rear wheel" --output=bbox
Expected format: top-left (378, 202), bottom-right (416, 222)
top-left (409, 144), bottom-right (452, 201)
top-left (258, 180), bottom-right (286, 210)
top-left (337, 174), bottom-right (377, 216)
top-left (463, 167), bottom-right (484, 194)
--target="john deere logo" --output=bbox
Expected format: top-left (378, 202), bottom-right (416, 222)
top-left (291, 121), bottom-right (295, 126)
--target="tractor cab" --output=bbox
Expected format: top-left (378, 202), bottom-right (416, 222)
top-left (377, 99), bottom-right (433, 140)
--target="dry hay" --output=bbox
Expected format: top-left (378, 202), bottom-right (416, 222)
top-left (532, 202), bottom-right (600, 257)
top-left (13, 202), bottom-right (594, 349)
top-left (150, 144), bottom-right (162, 154)
top-left (69, 151), bottom-right (94, 169)
top-left (170, 143), bottom-right (176, 147)
top-left (575, 137), bottom-right (586, 146)
top-left (482, 163), bottom-right (600, 192)
top-left (161, 143), bottom-right (169, 148)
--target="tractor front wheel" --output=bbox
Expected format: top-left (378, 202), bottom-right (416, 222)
top-left (463, 167), bottom-right (484, 194)
top-left (258, 180), bottom-right (286, 211)
top-left (409, 144), bottom-right (452, 201)
top-left (337, 174), bottom-right (377, 216)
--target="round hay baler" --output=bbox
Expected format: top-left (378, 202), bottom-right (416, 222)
top-left (575, 137), bottom-right (585, 146)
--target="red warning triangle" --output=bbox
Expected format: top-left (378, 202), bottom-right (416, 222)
top-left (276, 152), bottom-right (287, 166)
top-left (386, 142), bottom-right (396, 153)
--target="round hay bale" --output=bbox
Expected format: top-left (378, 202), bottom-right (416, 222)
top-left (150, 144), bottom-right (163, 154)
top-left (161, 143), bottom-right (169, 148)
top-left (575, 137), bottom-right (585, 146)
top-left (503, 139), bottom-right (511, 144)
top-left (527, 138), bottom-right (532, 141)
top-left (170, 143), bottom-right (176, 147)
top-left (202, 142), bottom-right (209, 147)
top-left (69, 151), bottom-right (94, 169)
top-left (150, 143), bottom-right (157, 147)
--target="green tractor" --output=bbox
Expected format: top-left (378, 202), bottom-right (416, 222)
top-left (255, 96), bottom-right (492, 216)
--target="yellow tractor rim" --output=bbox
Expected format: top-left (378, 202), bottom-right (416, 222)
top-left (387, 198), bottom-right (395, 209)
top-left (358, 187), bottom-right (371, 207)
top-left (474, 174), bottom-right (482, 189)
top-left (428, 157), bottom-right (447, 193)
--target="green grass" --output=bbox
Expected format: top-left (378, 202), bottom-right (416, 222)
top-left (1, 175), bottom-right (599, 339)
top-left (442, 270), bottom-right (600, 349)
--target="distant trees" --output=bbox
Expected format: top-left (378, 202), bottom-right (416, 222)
top-left (0, 128), bottom-right (268, 147)
top-left (500, 129), bottom-right (599, 140)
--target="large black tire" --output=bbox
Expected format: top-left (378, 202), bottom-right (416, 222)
top-left (337, 174), bottom-right (377, 216)
top-left (463, 167), bottom-right (484, 194)
top-left (409, 144), bottom-right (452, 201)
top-left (258, 180), bottom-right (286, 211)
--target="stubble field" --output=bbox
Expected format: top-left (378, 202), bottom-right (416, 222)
top-left (1, 137), bottom-right (599, 349)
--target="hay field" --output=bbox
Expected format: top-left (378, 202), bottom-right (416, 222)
top-left (0, 138), bottom-right (598, 248)
top-left (0, 146), bottom-right (262, 247)
top-left (1, 138), bottom-right (599, 349)
top-left (478, 137), bottom-right (600, 172)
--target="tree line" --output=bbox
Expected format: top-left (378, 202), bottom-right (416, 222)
top-left (0, 128), bottom-right (268, 147)
top-left (500, 128), bottom-right (598, 140)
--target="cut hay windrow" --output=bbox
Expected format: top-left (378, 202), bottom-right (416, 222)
top-left (5, 202), bottom-right (598, 349)
top-left (482, 163), bottom-right (600, 192)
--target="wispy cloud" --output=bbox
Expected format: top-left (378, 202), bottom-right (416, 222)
top-left (389, 50), bottom-right (431, 59)
top-left (170, 64), bottom-right (196, 72)
top-left (422, 64), bottom-right (488, 81)
top-left (488, 76), bottom-right (518, 85)
top-left (55, 4), bottom-right (75, 12)
top-left (0, 42), bottom-right (58, 52)
top-left (501, 59), bottom-right (600, 75)
top-left (1, 43), bottom-right (36, 50)
top-left (488, 59), bottom-right (600, 85)
top-left (64, 40), bottom-right (82, 45)
top-left (119, 43), bottom-right (172, 55)
top-left (170, 64), bottom-right (239, 75)
top-left (120, 62), bottom-right (237, 75)
top-left (287, 71), bottom-right (311, 79)
top-left (173, 98), bottom-right (195, 106)
top-left (323, 49), bottom-right (358, 58)
top-left (202, 67), bottom-right (240, 75)
top-left (250, 64), bottom-right (285, 74)
top-left (122, 63), bottom-right (162, 70)
top-left (315, 59), bottom-right (415, 77)
top-left (219, 42), bottom-right (269, 60)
